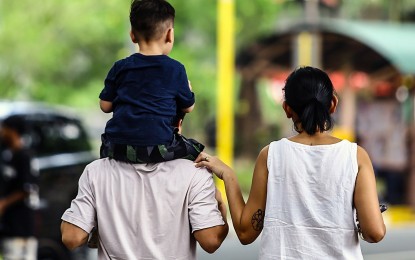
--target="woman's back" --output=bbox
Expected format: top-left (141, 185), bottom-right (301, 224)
top-left (260, 138), bottom-right (363, 259)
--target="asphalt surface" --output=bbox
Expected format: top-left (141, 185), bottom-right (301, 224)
top-left (84, 226), bottom-right (415, 259)
top-left (197, 226), bottom-right (415, 260)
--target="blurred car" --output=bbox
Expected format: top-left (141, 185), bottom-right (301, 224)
top-left (0, 100), bottom-right (96, 260)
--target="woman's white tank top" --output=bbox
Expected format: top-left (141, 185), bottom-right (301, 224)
top-left (259, 138), bottom-right (363, 260)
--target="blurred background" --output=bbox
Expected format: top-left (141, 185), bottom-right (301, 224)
top-left (1, 0), bottom-right (415, 259)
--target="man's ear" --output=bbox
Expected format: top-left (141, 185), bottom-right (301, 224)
top-left (329, 95), bottom-right (338, 114)
top-left (177, 119), bottom-right (183, 134)
top-left (282, 101), bottom-right (293, 118)
top-left (166, 28), bottom-right (174, 43)
top-left (130, 30), bottom-right (138, 43)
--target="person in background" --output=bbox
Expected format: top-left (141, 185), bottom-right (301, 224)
top-left (0, 115), bottom-right (39, 260)
top-left (196, 66), bottom-right (386, 259)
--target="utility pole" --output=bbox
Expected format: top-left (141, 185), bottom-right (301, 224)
top-left (216, 0), bottom-right (235, 199)
top-left (294, 0), bottom-right (321, 67)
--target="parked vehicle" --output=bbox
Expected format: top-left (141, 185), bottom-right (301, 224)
top-left (0, 100), bottom-right (96, 259)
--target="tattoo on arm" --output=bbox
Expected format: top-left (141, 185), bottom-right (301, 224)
top-left (251, 209), bottom-right (264, 231)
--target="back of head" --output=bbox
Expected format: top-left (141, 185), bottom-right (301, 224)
top-left (130, 0), bottom-right (175, 42)
top-left (1, 115), bottom-right (27, 136)
top-left (284, 66), bottom-right (334, 135)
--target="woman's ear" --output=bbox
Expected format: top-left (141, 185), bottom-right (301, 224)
top-left (282, 101), bottom-right (293, 118)
top-left (130, 30), bottom-right (138, 43)
top-left (329, 95), bottom-right (338, 114)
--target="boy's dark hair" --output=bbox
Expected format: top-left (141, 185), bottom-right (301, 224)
top-left (284, 66), bottom-right (335, 135)
top-left (130, 0), bottom-right (175, 42)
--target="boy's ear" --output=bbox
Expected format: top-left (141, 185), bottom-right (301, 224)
top-left (282, 101), bottom-right (293, 118)
top-left (166, 28), bottom-right (174, 43)
top-left (329, 95), bottom-right (338, 114)
top-left (130, 30), bottom-right (138, 43)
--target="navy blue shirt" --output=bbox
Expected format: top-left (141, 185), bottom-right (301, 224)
top-left (100, 53), bottom-right (195, 146)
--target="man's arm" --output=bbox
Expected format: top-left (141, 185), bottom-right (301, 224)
top-left (61, 221), bottom-right (89, 250)
top-left (193, 189), bottom-right (229, 253)
top-left (61, 164), bottom-right (96, 250)
top-left (194, 225), bottom-right (228, 254)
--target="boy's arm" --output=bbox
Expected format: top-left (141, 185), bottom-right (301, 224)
top-left (182, 104), bottom-right (194, 113)
top-left (181, 80), bottom-right (194, 113)
top-left (99, 62), bottom-right (118, 113)
top-left (100, 100), bottom-right (113, 113)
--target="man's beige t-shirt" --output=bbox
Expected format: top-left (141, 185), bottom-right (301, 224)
top-left (62, 158), bottom-right (224, 260)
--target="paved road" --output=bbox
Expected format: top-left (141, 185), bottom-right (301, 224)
top-left (84, 226), bottom-right (414, 259)
top-left (197, 227), bottom-right (415, 260)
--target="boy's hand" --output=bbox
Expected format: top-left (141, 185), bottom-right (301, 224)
top-left (100, 100), bottom-right (113, 113)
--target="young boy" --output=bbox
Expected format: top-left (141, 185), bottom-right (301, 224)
top-left (99, 0), bottom-right (203, 163)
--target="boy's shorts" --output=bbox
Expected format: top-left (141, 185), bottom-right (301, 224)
top-left (100, 129), bottom-right (204, 163)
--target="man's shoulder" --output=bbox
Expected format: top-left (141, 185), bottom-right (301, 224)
top-left (86, 158), bottom-right (206, 173)
top-left (151, 159), bottom-right (211, 181)
top-left (163, 159), bottom-right (202, 172)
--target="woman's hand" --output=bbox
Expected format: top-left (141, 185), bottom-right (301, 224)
top-left (194, 152), bottom-right (232, 180)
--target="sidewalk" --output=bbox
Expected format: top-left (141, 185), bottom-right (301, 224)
top-left (383, 205), bottom-right (415, 228)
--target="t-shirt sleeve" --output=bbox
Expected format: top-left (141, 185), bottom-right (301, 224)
top-left (99, 63), bottom-right (118, 102)
top-left (188, 169), bottom-right (225, 233)
top-left (176, 65), bottom-right (195, 109)
top-left (61, 166), bottom-right (96, 233)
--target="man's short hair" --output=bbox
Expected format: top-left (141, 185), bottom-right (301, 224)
top-left (172, 109), bottom-right (185, 127)
top-left (1, 115), bottom-right (27, 135)
top-left (130, 0), bottom-right (175, 42)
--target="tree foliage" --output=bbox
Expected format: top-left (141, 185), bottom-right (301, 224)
top-left (0, 0), bottom-right (281, 137)
top-left (0, 0), bottom-right (130, 102)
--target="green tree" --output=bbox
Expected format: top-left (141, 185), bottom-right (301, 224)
top-left (0, 0), bottom-right (283, 143)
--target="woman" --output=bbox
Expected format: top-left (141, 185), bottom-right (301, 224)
top-left (195, 67), bottom-right (386, 259)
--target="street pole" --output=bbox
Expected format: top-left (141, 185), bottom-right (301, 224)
top-left (216, 0), bottom-right (235, 199)
top-left (294, 0), bottom-right (320, 68)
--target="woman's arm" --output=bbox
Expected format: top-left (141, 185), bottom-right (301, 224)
top-left (354, 146), bottom-right (386, 243)
top-left (195, 146), bottom-right (269, 244)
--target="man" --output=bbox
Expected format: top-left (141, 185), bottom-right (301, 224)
top-left (61, 114), bottom-right (229, 259)
top-left (0, 115), bottom-right (38, 260)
